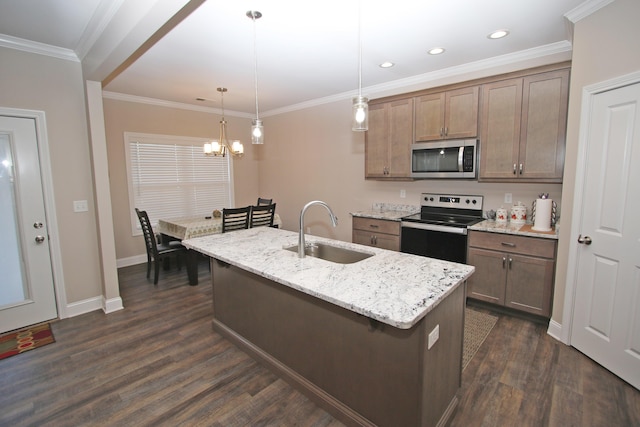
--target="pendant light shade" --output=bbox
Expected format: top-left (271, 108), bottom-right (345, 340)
top-left (203, 87), bottom-right (244, 157)
top-left (352, 0), bottom-right (368, 131)
top-left (247, 10), bottom-right (264, 144)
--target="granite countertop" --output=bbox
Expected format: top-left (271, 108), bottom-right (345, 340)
top-left (182, 227), bottom-right (473, 330)
top-left (469, 220), bottom-right (559, 240)
top-left (350, 202), bottom-right (419, 221)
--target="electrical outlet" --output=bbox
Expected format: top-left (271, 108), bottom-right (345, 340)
top-left (400, 189), bottom-right (406, 198)
top-left (306, 227), bottom-right (311, 234)
top-left (504, 193), bottom-right (513, 204)
top-left (428, 324), bottom-right (439, 350)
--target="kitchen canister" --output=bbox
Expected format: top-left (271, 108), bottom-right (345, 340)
top-left (532, 198), bottom-right (553, 231)
top-left (510, 202), bottom-right (527, 225)
top-left (496, 207), bottom-right (508, 224)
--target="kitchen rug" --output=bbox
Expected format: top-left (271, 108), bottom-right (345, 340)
top-left (0, 323), bottom-right (55, 361)
top-left (463, 308), bottom-right (498, 371)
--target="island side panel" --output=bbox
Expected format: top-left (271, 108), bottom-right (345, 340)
top-left (211, 259), bottom-right (463, 427)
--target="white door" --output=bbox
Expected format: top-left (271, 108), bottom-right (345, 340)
top-left (571, 82), bottom-right (640, 389)
top-left (0, 115), bottom-right (57, 333)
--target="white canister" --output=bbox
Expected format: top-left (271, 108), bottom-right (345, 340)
top-left (496, 207), bottom-right (508, 224)
top-left (510, 202), bottom-right (527, 224)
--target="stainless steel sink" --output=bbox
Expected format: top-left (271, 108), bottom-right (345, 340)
top-left (284, 243), bottom-right (373, 264)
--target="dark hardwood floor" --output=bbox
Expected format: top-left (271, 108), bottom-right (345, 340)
top-left (1, 258), bottom-right (638, 426)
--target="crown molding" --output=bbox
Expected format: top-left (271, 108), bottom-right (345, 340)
top-left (564, 0), bottom-right (614, 23)
top-left (102, 91), bottom-right (253, 118)
top-left (264, 41), bottom-right (573, 117)
top-left (0, 33), bottom-right (79, 62)
top-left (76, 0), bottom-right (126, 60)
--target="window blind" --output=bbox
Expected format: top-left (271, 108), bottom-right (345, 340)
top-left (125, 133), bottom-right (233, 235)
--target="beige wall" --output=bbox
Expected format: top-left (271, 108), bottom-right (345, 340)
top-left (553, 0), bottom-right (640, 323)
top-left (103, 98), bottom-right (258, 260)
top-left (0, 46), bottom-right (102, 303)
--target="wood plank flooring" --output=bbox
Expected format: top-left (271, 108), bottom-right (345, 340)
top-left (1, 259), bottom-right (638, 426)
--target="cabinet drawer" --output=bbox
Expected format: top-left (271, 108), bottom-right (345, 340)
top-left (468, 230), bottom-right (556, 259)
top-left (353, 229), bottom-right (400, 251)
top-left (352, 217), bottom-right (400, 236)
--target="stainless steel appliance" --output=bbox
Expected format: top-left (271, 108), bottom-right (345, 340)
top-left (410, 139), bottom-right (477, 179)
top-left (401, 193), bottom-right (484, 263)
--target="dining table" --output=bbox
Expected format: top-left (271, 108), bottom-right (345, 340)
top-left (157, 213), bottom-right (281, 285)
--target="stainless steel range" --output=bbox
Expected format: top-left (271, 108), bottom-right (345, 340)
top-left (401, 193), bottom-right (484, 263)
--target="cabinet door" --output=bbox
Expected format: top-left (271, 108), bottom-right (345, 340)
top-left (519, 69), bottom-right (569, 181)
top-left (445, 86), bottom-right (479, 139)
top-left (466, 248), bottom-right (506, 305)
top-left (365, 103), bottom-right (389, 178)
top-left (505, 253), bottom-right (555, 317)
top-left (479, 78), bottom-right (523, 179)
top-left (387, 98), bottom-right (413, 178)
top-left (414, 93), bottom-right (445, 141)
top-left (352, 230), bottom-right (400, 251)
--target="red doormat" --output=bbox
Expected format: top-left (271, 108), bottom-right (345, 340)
top-left (0, 323), bottom-right (55, 361)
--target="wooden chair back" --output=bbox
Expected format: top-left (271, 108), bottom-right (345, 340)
top-left (222, 206), bottom-right (251, 232)
top-left (257, 197), bottom-right (273, 206)
top-left (250, 203), bottom-right (276, 228)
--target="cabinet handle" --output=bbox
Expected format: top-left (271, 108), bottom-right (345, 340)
top-left (509, 257), bottom-right (513, 269)
top-left (444, 127), bottom-right (448, 136)
top-left (502, 257), bottom-right (506, 269)
top-left (373, 235), bottom-right (378, 245)
top-left (513, 163), bottom-right (517, 175)
top-left (370, 235), bottom-right (374, 245)
top-left (501, 242), bottom-right (516, 247)
top-left (369, 224), bottom-right (379, 229)
top-left (440, 127), bottom-right (444, 137)
top-left (519, 163), bottom-right (523, 175)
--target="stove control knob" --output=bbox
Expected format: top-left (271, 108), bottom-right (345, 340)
top-left (472, 199), bottom-right (477, 204)
top-left (430, 197), bottom-right (434, 201)
top-left (465, 199), bottom-right (470, 204)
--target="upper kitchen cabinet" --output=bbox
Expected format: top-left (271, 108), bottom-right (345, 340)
top-left (365, 98), bottom-right (414, 180)
top-left (414, 86), bottom-right (479, 141)
top-left (479, 68), bottom-right (570, 182)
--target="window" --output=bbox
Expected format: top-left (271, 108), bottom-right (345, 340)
top-left (124, 132), bottom-right (234, 235)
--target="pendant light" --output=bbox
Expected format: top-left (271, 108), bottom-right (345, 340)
top-left (352, 0), bottom-right (368, 131)
top-left (247, 10), bottom-right (264, 144)
top-left (203, 87), bottom-right (244, 157)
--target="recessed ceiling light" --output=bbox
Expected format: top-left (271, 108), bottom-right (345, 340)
top-left (488, 29), bottom-right (509, 39)
top-left (379, 61), bottom-right (395, 68)
top-left (428, 47), bottom-right (445, 55)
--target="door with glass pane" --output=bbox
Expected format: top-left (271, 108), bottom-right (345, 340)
top-left (0, 116), bottom-right (57, 333)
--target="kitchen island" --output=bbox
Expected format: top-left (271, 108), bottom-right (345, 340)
top-left (183, 227), bottom-right (474, 427)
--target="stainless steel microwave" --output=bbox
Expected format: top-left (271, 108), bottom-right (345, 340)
top-left (411, 139), bottom-right (477, 179)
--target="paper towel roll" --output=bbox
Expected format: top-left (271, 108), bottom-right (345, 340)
top-left (532, 198), bottom-right (552, 231)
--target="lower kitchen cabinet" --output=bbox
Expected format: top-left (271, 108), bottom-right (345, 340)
top-left (466, 230), bottom-right (556, 318)
top-left (352, 217), bottom-right (400, 251)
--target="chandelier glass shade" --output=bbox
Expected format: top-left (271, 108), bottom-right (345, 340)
top-left (203, 87), bottom-right (244, 157)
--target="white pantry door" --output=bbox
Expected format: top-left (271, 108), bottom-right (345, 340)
top-left (571, 81), bottom-right (640, 389)
top-left (0, 116), bottom-right (57, 333)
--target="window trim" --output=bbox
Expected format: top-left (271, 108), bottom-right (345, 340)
top-left (123, 131), bottom-right (235, 236)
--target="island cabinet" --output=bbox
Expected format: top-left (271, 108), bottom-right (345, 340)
top-left (479, 68), bottom-right (570, 182)
top-left (466, 230), bottom-right (556, 318)
top-left (414, 86), bottom-right (479, 141)
top-left (365, 98), bottom-right (413, 179)
top-left (352, 217), bottom-right (400, 251)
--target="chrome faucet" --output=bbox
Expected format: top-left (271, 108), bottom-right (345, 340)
top-left (298, 200), bottom-right (338, 258)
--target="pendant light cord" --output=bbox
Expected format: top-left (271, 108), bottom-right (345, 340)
top-left (251, 12), bottom-right (260, 120)
top-left (358, 0), bottom-right (362, 98)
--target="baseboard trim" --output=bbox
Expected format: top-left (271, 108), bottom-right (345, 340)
top-left (65, 296), bottom-right (103, 318)
top-left (117, 254), bottom-right (146, 268)
top-left (546, 319), bottom-right (566, 343)
top-left (103, 296), bottom-right (124, 314)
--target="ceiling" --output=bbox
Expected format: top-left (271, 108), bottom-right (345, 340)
top-left (0, 0), bottom-right (587, 116)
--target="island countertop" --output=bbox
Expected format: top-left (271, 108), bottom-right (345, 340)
top-left (182, 227), bottom-right (473, 329)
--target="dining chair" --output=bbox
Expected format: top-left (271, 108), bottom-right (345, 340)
top-left (249, 203), bottom-right (276, 228)
top-left (222, 206), bottom-right (251, 232)
top-left (257, 197), bottom-right (273, 206)
top-left (135, 208), bottom-right (187, 285)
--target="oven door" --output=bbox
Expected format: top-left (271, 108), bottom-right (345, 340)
top-left (400, 222), bottom-right (469, 264)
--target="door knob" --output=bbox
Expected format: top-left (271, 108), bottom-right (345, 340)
top-left (577, 234), bottom-right (592, 245)
top-left (35, 235), bottom-right (46, 243)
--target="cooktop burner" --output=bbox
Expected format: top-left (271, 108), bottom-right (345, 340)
top-left (401, 193), bottom-right (484, 228)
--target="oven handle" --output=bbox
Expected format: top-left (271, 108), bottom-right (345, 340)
top-left (401, 221), bottom-right (468, 235)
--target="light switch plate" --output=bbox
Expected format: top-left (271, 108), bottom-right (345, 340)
top-left (428, 324), bottom-right (439, 350)
top-left (73, 200), bottom-right (88, 212)
top-left (400, 189), bottom-right (406, 198)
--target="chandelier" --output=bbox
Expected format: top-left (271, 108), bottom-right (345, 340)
top-left (203, 87), bottom-right (244, 157)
